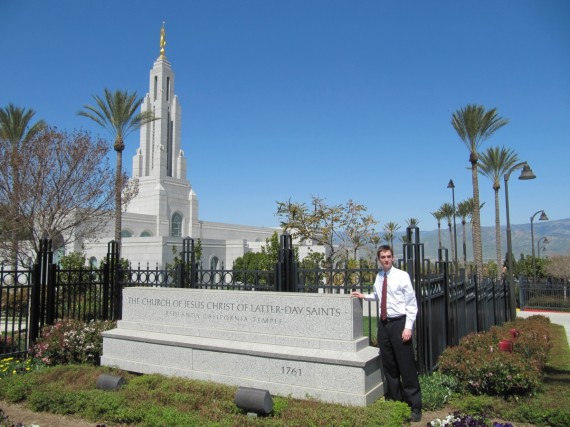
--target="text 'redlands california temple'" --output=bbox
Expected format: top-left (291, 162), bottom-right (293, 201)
top-left (75, 26), bottom-right (321, 268)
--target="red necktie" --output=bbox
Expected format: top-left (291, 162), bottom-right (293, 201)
top-left (381, 272), bottom-right (387, 321)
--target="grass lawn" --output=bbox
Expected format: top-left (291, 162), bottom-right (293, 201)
top-left (0, 319), bottom-right (569, 426)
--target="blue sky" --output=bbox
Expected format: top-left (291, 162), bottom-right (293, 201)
top-left (1, 0), bottom-right (569, 232)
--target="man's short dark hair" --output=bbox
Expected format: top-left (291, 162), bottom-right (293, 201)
top-left (377, 245), bottom-right (393, 258)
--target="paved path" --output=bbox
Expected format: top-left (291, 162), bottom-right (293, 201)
top-left (517, 309), bottom-right (570, 349)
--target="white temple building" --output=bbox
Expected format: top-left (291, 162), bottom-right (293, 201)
top-left (75, 28), bottom-right (322, 269)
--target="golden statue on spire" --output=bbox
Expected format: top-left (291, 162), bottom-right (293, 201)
top-left (160, 22), bottom-right (166, 57)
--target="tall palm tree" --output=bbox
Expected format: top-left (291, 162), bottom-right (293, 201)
top-left (369, 228), bottom-right (382, 265)
top-left (439, 203), bottom-right (456, 264)
top-left (456, 199), bottom-right (474, 269)
top-left (406, 217), bottom-right (419, 227)
top-left (451, 104), bottom-right (509, 277)
top-left (0, 104), bottom-right (46, 267)
top-left (400, 218), bottom-right (419, 244)
top-left (479, 146), bottom-right (519, 281)
top-left (382, 231), bottom-right (394, 248)
top-left (431, 210), bottom-right (444, 250)
top-left (383, 221), bottom-right (400, 248)
top-left (78, 89), bottom-right (155, 253)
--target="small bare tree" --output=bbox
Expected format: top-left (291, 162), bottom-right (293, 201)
top-left (545, 253), bottom-right (570, 283)
top-left (341, 200), bottom-right (378, 260)
top-left (0, 127), bottom-right (135, 267)
top-left (276, 196), bottom-right (378, 264)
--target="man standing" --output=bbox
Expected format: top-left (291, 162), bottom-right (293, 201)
top-left (352, 245), bottom-right (422, 422)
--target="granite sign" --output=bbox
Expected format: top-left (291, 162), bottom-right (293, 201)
top-left (101, 287), bottom-right (384, 406)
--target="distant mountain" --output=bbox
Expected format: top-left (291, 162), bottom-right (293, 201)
top-left (396, 218), bottom-right (570, 261)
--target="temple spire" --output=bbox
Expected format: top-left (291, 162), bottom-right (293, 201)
top-left (159, 22), bottom-right (166, 58)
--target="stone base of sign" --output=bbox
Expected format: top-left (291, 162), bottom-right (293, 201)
top-left (101, 288), bottom-right (384, 406)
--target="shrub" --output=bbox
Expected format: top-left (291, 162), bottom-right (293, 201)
top-left (29, 319), bottom-right (116, 366)
top-left (507, 315), bottom-right (551, 369)
top-left (420, 372), bottom-right (460, 410)
top-left (437, 317), bottom-right (550, 397)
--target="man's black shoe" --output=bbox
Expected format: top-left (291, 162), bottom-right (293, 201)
top-left (410, 409), bottom-right (422, 422)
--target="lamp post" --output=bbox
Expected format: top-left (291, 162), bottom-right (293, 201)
top-left (530, 210), bottom-right (549, 284)
top-left (447, 179), bottom-right (458, 272)
top-left (504, 162), bottom-right (536, 321)
top-left (537, 236), bottom-right (549, 259)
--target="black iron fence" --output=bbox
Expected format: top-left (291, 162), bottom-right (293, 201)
top-left (519, 278), bottom-right (570, 312)
top-left (2, 229), bottom-right (516, 372)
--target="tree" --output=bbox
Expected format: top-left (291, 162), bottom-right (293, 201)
top-left (479, 146), bottom-right (519, 280)
top-left (300, 251), bottom-right (326, 270)
top-left (232, 232), bottom-right (298, 286)
top-left (406, 218), bottom-right (419, 228)
top-left (439, 202), bottom-right (456, 264)
top-left (451, 104), bottom-right (508, 276)
top-left (0, 127), bottom-right (121, 267)
top-left (276, 197), bottom-right (376, 264)
top-left (0, 104), bottom-right (46, 267)
top-left (383, 221), bottom-right (401, 248)
top-left (431, 210), bottom-right (444, 250)
top-left (167, 238), bottom-right (203, 270)
top-left (260, 231), bottom-right (281, 269)
top-left (232, 252), bottom-right (263, 271)
top-left (341, 200), bottom-right (378, 260)
top-left (194, 239), bottom-right (203, 264)
top-left (456, 199), bottom-right (474, 268)
top-left (78, 89), bottom-right (155, 255)
top-left (545, 253), bottom-right (570, 283)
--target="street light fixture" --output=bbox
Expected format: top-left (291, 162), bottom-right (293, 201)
top-left (447, 179), bottom-right (458, 272)
top-left (530, 210), bottom-right (549, 284)
top-left (537, 236), bottom-right (549, 259)
top-left (504, 162), bottom-right (536, 321)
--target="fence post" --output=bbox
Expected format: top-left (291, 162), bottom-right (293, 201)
top-left (45, 263), bottom-right (57, 325)
top-left (404, 226), bottom-right (426, 373)
top-left (276, 233), bottom-right (296, 292)
top-left (501, 276), bottom-right (508, 321)
top-left (473, 272), bottom-right (481, 332)
top-left (181, 237), bottom-right (195, 288)
top-left (102, 261), bottom-right (110, 320)
top-left (29, 262), bottom-right (42, 347)
top-left (29, 238), bottom-right (53, 345)
top-left (107, 241), bottom-right (121, 320)
top-left (442, 258), bottom-right (453, 346)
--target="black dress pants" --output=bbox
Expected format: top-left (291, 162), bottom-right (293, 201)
top-left (378, 317), bottom-right (422, 411)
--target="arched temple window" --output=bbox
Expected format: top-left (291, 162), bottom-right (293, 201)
top-left (171, 213), bottom-right (182, 237)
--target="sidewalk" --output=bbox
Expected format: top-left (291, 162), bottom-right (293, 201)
top-left (517, 309), bottom-right (570, 349)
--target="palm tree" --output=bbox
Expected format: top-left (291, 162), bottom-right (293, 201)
top-left (78, 89), bottom-right (155, 253)
top-left (439, 203), bottom-right (456, 264)
top-left (451, 104), bottom-right (509, 277)
top-left (369, 228), bottom-right (382, 265)
top-left (456, 199), bottom-right (474, 269)
top-left (479, 146), bottom-right (519, 281)
top-left (401, 218), bottom-right (420, 244)
top-left (0, 104), bottom-right (46, 267)
top-left (382, 231), bottom-right (394, 248)
top-left (383, 221), bottom-right (400, 248)
top-left (431, 210), bottom-right (444, 250)
top-left (406, 217), bottom-right (419, 227)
